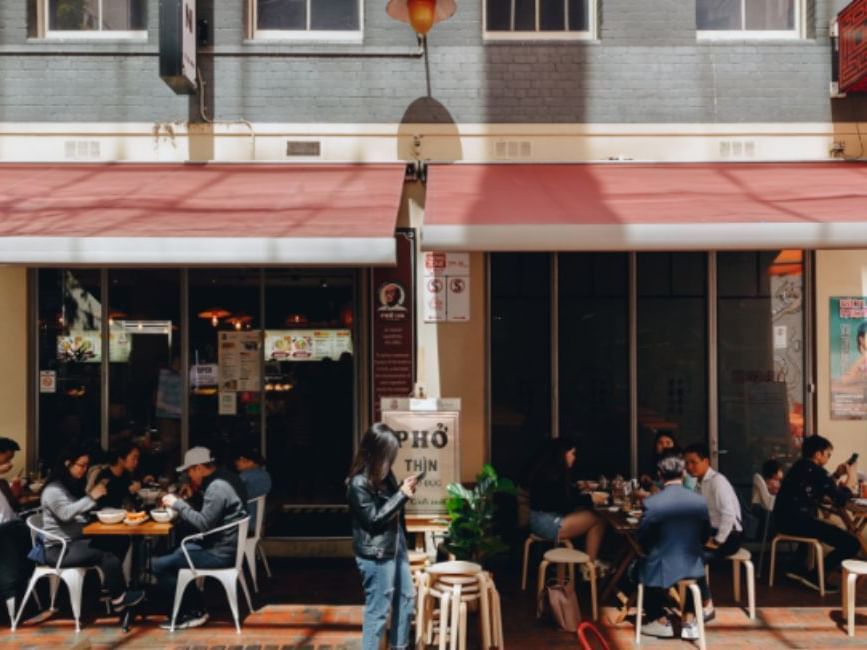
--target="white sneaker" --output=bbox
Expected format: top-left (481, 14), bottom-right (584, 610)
top-left (681, 621), bottom-right (700, 640)
top-left (641, 619), bottom-right (674, 638)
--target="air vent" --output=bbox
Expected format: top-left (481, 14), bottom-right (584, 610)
top-left (286, 141), bottom-right (321, 157)
top-left (494, 139), bottom-right (532, 160)
top-left (64, 140), bottom-right (101, 160)
top-left (719, 140), bottom-right (756, 160)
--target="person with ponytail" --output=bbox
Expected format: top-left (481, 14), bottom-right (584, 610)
top-left (346, 422), bottom-right (418, 650)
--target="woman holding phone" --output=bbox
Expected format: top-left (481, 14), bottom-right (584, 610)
top-left (347, 422), bottom-right (418, 650)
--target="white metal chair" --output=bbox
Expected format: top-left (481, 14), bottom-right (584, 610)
top-left (13, 513), bottom-right (106, 633)
top-left (167, 516), bottom-right (253, 633)
top-left (244, 495), bottom-right (272, 592)
top-left (752, 473), bottom-right (775, 577)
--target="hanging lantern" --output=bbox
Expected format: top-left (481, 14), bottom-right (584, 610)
top-left (197, 308), bottom-right (230, 327)
top-left (386, 0), bottom-right (457, 35)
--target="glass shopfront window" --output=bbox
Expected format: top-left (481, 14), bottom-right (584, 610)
top-left (717, 251), bottom-right (804, 488)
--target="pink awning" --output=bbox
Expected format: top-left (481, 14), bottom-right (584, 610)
top-left (423, 162), bottom-right (867, 251)
top-left (0, 163), bottom-right (406, 264)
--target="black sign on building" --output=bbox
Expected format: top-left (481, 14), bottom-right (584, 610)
top-left (159, 0), bottom-right (197, 95)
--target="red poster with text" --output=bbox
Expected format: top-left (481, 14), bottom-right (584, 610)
top-left (839, 0), bottom-right (867, 93)
top-left (371, 229), bottom-right (416, 421)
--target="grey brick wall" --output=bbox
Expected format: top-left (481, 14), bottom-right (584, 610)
top-left (0, 0), bottom-right (864, 124)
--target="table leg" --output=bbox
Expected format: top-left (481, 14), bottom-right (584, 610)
top-left (600, 546), bottom-right (637, 605)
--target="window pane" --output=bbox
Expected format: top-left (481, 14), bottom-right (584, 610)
top-left (746, 0), bottom-right (794, 30)
top-left (49, 0), bottom-right (99, 30)
top-left (107, 270), bottom-right (181, 479)
top-left (188, 269), bottom-right (262, 460)
top-left (540, 0), bottom-right (565, 30)
top-left (486, 0), bottom-right (511, 30)
top-left (491, 254), bottom-right (551, 483)
top-left (38, 269), bottom-right (102, 470)
top-left (637, 253), bottom-right (708, 475)
top-left (102, 0), bottom-right (146, 30)
top-left (311, 0), bottom-right (359, 30)
top-left (558, 254), bottom-right (629, 478)
top-left (514, 0), bottom-right (536, 30)
top-left (717, 251), bottom-right (803, 491)
top-left (264, 270), bottom-right (356, 508)
top-left (568, 0), bottom-right (589, 31)
top-left (258, 0), bottom-right (306, 30)
top-left (696, 0), bottom-right (741, 29)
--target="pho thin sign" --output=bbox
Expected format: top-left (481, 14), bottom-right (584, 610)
top-left (838, 0), bottom-right (867, 93)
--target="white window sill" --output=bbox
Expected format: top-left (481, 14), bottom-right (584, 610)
top-left (697, 30), bottom-right (801, 41)
top-left (249, 30), bottom-right (363, 44)
top-left (483, 31), bottom-right (596, 42)
top-left (42, 31), bottom-right (148, 42)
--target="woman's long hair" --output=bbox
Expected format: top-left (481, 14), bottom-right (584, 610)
top-left (46, 443), bottom-right (91, 499)
top-left (528, 437), bottom-right (575, 489)
top-left (348, 422), bottom-right (400, 489)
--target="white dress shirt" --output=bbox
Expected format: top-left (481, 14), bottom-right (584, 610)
top-left (0, 487), bottom-right (17, 524)
top-left (697, 467), bottom-right (742, 544)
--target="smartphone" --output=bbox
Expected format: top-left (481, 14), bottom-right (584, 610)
top-left (414, 470), bottom-right (427, 482)
top-left (847, 452), bottom-right (859, 465)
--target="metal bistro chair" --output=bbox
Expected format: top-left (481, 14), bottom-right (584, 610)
top-left (167, 516), bottom-right (253, 633)
top-left (244, 495), bottom-right (272, 593)
top-left (13, 513), bottom-right (105, 633)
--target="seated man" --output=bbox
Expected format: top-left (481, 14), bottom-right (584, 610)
top-left (0, 438), bottom-right (32, 609)
top-left (684, 442), bottom-right (743, 621)
top-left (774, 434), bottom-right (859, 593)
top-left (636, 451), bottom-right (710, 641)
top-left (153, 447), bottom-right (248, 630)
top-left (229, 443), bottom-right (272, 531)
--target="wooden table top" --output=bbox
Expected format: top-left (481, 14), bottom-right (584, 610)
top-left (405, 515), bottom-right (449, 532)
top-left (83, 520), bottom-right (173, 536)
top-left (596, 507), bottom-right (640, 534)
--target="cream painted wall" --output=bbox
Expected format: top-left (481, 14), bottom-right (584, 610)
top-left (816, 250), bottom-right (867, 462)
top-left (0, 268), bottom-right (28, 476)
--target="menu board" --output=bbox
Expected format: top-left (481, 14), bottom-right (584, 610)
top-left (264, 329), bottom-right (353, 362)
top-left (218, 331), bottom-right (262, 392)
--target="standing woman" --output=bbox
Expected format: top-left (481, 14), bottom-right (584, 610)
top-left (347, 423), bottom-right (418, 650)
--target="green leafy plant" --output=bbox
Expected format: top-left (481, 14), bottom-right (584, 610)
top-left (445, 464), bottom-right (516, 564)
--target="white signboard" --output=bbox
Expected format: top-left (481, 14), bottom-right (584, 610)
top-left (181, 0), bottom-right (197, 89)
top-left (265, 329), bottom-right (353, 362)
top-left (218, 390), bottom-right (237, 415)
top-left (39, 370), bottom-right (56, 394)
top-left (382, 406), bottom-right (461, 515)
top-left (218, 331), bottom-right (262, 392)
top-left (423, 252), bottom-right (471, 322)
top-left (190, 363), bottom-right (219, 387)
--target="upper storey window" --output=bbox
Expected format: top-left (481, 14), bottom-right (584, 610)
top-left (253, 0), bottom-right (363, 42)
top-left (47, 0), bottom-right (146, 37)
top-left (697, 0), bottom-right (801, 39)
top-left (484, 0), bottom-right (595, 40)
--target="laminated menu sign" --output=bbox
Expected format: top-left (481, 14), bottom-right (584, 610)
top-left (371, 229), bottom-right (416, 421)
top-left (265, 329), bottom-right (353, 361)
top-left (218, 331), bottom-right (262, 392)
top-left (381, 405), bottom-right (460, 516)
top-left (830, 296), bottom-right (867, 419)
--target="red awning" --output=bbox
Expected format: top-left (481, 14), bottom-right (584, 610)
top-left (0, 163), bottom-right (405, 264)
top-left (423, 162), bottom-right (867, 251)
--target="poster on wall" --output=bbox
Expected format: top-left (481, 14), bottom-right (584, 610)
top-left (218, 331), bottom-right (262, 392)
top-left (265, 329), bottom-right (353, 361)
top-left (830, 297), bottom-right (867, 419)
top-left (381, 402), bottom-right (460, 516)
top-left (371, 229), bottom-right (416, 421)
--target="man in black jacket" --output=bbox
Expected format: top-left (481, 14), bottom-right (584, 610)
top-left (774, 435), bottom-right (859, 592)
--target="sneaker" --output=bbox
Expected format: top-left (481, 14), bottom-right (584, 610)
top-left (703, 607), bottom-right (716, 623)
top-left (111, 590), bottom-right (145, 612)
top-left (641, 619), bottom-right (674, 638)
top-left (160, 610), bottom-right (209, 630)
top-left (681, 621), bottom-right (700, 640)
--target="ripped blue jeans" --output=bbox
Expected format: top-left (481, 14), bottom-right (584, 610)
top-left (355, 532), bottom-right (415, 650)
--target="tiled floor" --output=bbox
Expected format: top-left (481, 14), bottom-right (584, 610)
top-left (2, 552), bottom-right (867, 649)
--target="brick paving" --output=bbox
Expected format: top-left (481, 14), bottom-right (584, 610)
top-left (1, 556), bottom-right (867, 648)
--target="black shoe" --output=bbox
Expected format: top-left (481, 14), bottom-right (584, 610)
top-left (112, 590), bottom-right (145, 612)
top-left (160, 610), bottom-right (209, 630)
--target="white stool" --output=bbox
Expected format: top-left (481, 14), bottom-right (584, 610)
top-left (728, 548), bottom-right (756, 619)
top-left (520, 533), bottom-right (573, 590)
top-left (635, 579), bottom-right (706, 650)
top-left (769, 534), bottom-right (825, 596)
top-left (536, 547), bottom-right (597, 620)
top-left (842, 559), bottom-right (867, 637)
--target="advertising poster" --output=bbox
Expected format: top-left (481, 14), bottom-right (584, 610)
top-left (265, 329), bottom-right (353, 362)
top-left (830, 297), bottom-right (867, 419)
top-left (381, 405), bottom-right (460, 516)
top-left (218, 331), bottom-right (262, 392)
top-left (371, 229), bottom-right (416, 421)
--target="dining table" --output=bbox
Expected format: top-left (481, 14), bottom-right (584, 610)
top-left (595, 506), bottom-right (642, 604)
top-left (825, 498), bottom-right (867, 555)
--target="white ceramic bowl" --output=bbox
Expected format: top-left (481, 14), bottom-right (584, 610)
top-left (138, 488), bottom-right (160, 506)
top-left (96, 509), bottom-right (125, 525)
top-left (150, 509), bottom-right (176, 523)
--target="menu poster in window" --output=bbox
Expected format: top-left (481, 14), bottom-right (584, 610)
top-left (371, 229), bottom-right (416, 421)
top-left (830, 297), bottom-right (867, 419)
top-left (218, 331), bottom-right (262, 392)
top-left (265, 329), bottom-right (353, 362)
top-left (381, 408), bottom-right (460, 516)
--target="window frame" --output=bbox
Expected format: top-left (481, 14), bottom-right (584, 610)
top-left (249, 0), bottom-right (364, 43)
top-left (482, 0), bottom-right (597, 42)
top-left (696, 0), bottom-right (805, 41)
top-left (42, 0), bottom-right (147, 40)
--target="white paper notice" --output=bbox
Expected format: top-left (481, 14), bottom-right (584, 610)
top-left (423, 252), bottom-right (470, 322)
top-left (218, 331), bottom-right (262, 392)
top-left (218, 391), bottom-right (237, 415)
top-left (39, 370), bottom-right (56, 394)
top-left (773, 325), bottom-right (788, 349)
top-left (446, 276), bottom-right (470, 322)
top-left (423, 277), bottom-right (446, 322)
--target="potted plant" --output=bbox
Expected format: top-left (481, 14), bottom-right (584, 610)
top-left (445, 464), bottom-right (516, 565)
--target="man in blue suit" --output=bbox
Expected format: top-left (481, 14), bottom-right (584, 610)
top-left (637, 451), bottom-right (710, 639)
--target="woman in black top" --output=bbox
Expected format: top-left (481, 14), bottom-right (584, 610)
top-left (95, 441), bottom-right (144, 510)
top-left (528, 438), bottom-right (607, 562)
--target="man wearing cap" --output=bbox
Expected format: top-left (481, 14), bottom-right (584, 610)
top-left (152, 446), bottom-right (248, 630)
